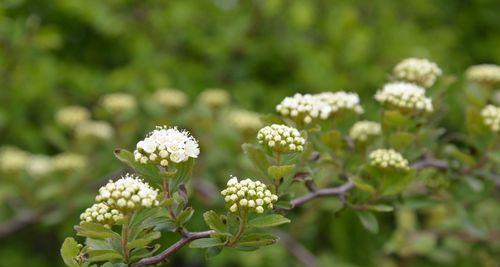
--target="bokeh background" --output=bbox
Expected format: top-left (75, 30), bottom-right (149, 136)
top-left (1, 0), bottom-right (499, 266)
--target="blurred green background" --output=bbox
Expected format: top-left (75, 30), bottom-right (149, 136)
top-left (1, 0), bottom-right (499, 266)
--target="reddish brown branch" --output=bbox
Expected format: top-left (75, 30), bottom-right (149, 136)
top-left (290, 181), bottom-right (355, 209)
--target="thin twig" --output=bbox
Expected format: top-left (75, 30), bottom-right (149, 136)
top-left (290, 181), bottom-right (355, 209)
top-left (130, 230), bottom-right (215, 267)
top-left (274, 229), bottom-right (318, 267)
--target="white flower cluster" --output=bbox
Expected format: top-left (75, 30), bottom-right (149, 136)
top-left (393, 58), bottom-right (442, 88)
top-left (153, 88), bottom-right (188, 109)
top-left (369, 149), bottom-right (410, 171)
top-left (52, 153), bottom-right (86, 172)
top-left (0, 147), bottom-right (28, 172)
top-left (26, 155), bottom-right (53, 177)
top-left (134, 126), bottom-right (200, 166)
top-left (80, 203), bottom-right (124, 228)
top-left (276, 92), bottom-right (363, 124)
top-left (349, 121), bottom-right (382, 142)
top-left (257, 124), bottom-right (305, 153)
top-left (75, 121), bottom-right (114, 140)
top-left (375, 82), bottom-right (433, 113)
top-left (55, 106), bottom-right (90, 128)
top-left (198, 89), bottom-right (230, 108)
top-left (221, 176), bottom-right (278, 214)
top-left (95, 174), bottom-right (160, 213)
top-left (228, 110), bottom-right (262, 134)
top-left (100, 93), bottom-right (137, 114)
top-left (481, 105), bottom-right (500, 132)
top-left (466, 64), bottom-right (500, 85)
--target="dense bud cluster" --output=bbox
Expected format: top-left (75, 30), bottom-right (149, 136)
top-left (466, 64), bottom-right (500, 85)
top-left (55, 106), bottom-right (90, 128)
top-left (198, 89), bottom-right (230, 108)
top-left (100, 93), bottom-right (137, 114)
top-left (134, 126), bottom-right (200, 166)
top-left (75, 121), bottom-right (114, 140)
top-left (221, 176), bottom-right (278, 214)
top-left (26, 155), bottom-right (53, 177)
top-left (0, 146), bottom-right (28, 172)
top-left (79, 203), bottom-right (124, 228)
top-left (393, 58), bottom-right (442, 88)
top-left (257, 124), bottom-right (305, 153)
top-left (95, 174), bottom-right (160, 213)
top-left (228, 110), bottom-right (262, 134)
top-left (369, 149), bottom-right (410, 171)
top-left (276, 92), bottom-right (363, 124)
top-left (349, 121), bottom-right (382, 142)
top-left (153, 88), bottom-right (188, 109)
top-left (375, 82), bottom-right (433, 113)
top-left (52, 153), bottom-right (86, 172)
top-left (481, 105), bottom-right (500, 132)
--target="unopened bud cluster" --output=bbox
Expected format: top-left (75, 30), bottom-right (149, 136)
top-left (375, 82), bottom-right (433, 113)
top-left (228, 110), bottom-right (262, 134)
top-left (481, 105), bottom-right (500, 132)
top-left (393, 58), bottom-right (442, 88)
top-left (100, 93), bottom-right (137, 114)
top-left (27, 155), bottom-right (53, 177)
top-left (369, 149), bottom-right (410, 171)
top-left (52, 153), bottom-right (86, 172)
top-left (276, 92), bottom-right (363, 124)
top-left (0, 146), bottom-right (28, 172)
top-left (75, 121), bottom-right (114, 140)
top-left (198, 89), bottom-right (230, 108)
top-left (153, 88), bottom-right (188, 109)
top-left (80, 203), bottom-right (124, 228)
top-left (257, 124), bottom-right (305, 153)
top-left (134, 126), bottom-right (200, 166)
top-left (221, 176), bottom-right (278, 214)
top-left (95, 173), bottom-right (160, 213)
top-left (466, 64), bottom-right (500, 85)
top-left (56, 106), bottom-right (90, 128)
top-left (349, 121), bottom-right (382, 142)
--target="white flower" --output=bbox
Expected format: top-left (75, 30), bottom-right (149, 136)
top-left (221, 176), bottom-right (278, 214)
top-left (95, 173), bottom-right (160, 213)
top-left (349, 121), bottom-right (381, 142)
top-left (257, 124), bottom-right (306, 153)
top-left (75, 120), bottom-right (114, 140)
top-left (153, 88), bottom-right (188, 109)
top-left (52, 153), bottom-right (86, 172)
top-left (481, 105), bottom-right (500, 132)
top-left (315, 91), bottom-right (364, 115)
top-left (375, 82), bottom-right (433, 113)
top-left (80, 203), bottom-right (124, 228)
top-left (228, 110), bottom-right (263, 134)
top-left (369, 149), bottom-right (410, 171)
top-left (0, 146), bottom-right (28, 172)
top-left (393, 58), bottom-right (442, 88)
top-left (55, 106), bottom-right (90, 128)
top-left (26, 155), bottom-right (53, 177)
top-left (466, 64), bottom-right (500, 85)
top-left (101, 93), bottom-right (137, 114)
top-left (198, 89), bottom-right (230, 108)
top-left (134, 126), bottom-right (199, 166)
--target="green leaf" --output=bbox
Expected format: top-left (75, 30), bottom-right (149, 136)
top-left (87, 250), bottom-right (123, 262)
top-left (248, 214), bottom-right (290, 228)
top-left (114, 149), bottom-right (162, 182)
top-left (351, 176), bottom-right (375, 194)
top-left (356, 211), bottom-right (378, 233)
top-left (169, 158), bottom-right (195, 193)
top-left (203, 210), bottom-right (228, 234)
top-left (380, 169), bottom-right (415, 196)
top-left (267, 164), bottom-right (295, 181)
top-left (389, 132), bottom-right (416, 150)
top-left (242, 143), bottom-right (270, 176)
top-left (189, 238), bottom-right (224, 248)
top-left (75, 222), bottom-right (120, 240)
top-left (237, 233), bottom-right (278, 247)
top-left (367, 204), bottom-right (394, 213)
top-left (320, 130), bottom-right (344, 152)
top-left (176, 207), bottom-right (194, 227)
top-left (205, 246), bottom-right (223, 258)
top-left (128, 231), bottom-right (161, 249)
top-left (382, 110), bottom-right (413, 131)
top-left (60, 238), bottom-right (80, 267)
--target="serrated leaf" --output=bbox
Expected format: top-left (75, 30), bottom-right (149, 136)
top-left (189, 238), bottom-right (224, 248)
top-left (357, 211), bottom-right (378, 233)
top-left (267, 164), bottom-right (295, 181)
top-left (60, 238), bottom-right (80, 267)
top-left (237, 233), bottom-right (278, 247)
top-left (176, 207), bottom-right (194, 227)
top-left (242, 143), bottom-right (270, 176)
top-left (203, 210), bottom-right (228, 234)
top-left (248, 214), bottom-right (290, 228)
top-left (87, 250), bottom-right (123, 262)
top-left (75, 222), bottom-right (120, 240)
top-left (351, 176), bottom-right (375, 194)
top-left (128, 231), bottom-right (161, 249)
top-left (114, 149), bottom-right (162, 182)
top-left (169, 158), bottom-right (195, 193)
